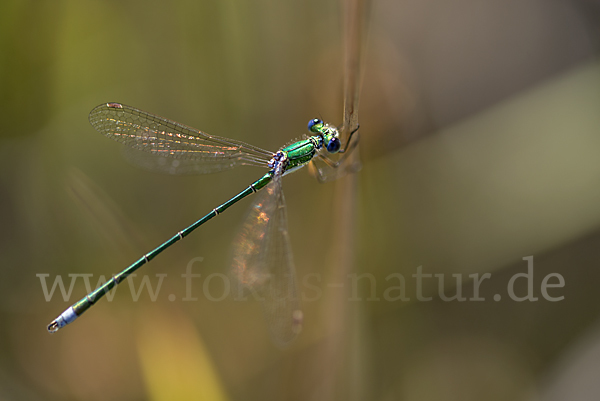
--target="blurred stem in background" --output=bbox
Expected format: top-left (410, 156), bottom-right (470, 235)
top-left (317, 0), bottom-right (370, 399)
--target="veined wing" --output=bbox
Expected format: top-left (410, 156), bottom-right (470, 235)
top-left (120, 146), bottom-right (261, 175)
top-left (89, 103), bottom-right (273, 173)
top-left (230, 173), bottom-right (302, 346)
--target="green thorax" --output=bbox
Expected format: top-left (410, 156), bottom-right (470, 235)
top-left (281, 137), bottom-right (320, 171)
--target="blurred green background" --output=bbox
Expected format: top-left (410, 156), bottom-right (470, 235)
top-left (2, 0), bottom-right (600, 400)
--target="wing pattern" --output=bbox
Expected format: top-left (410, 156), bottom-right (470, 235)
top-left (89, 103), bottom-right (273, 173)
top-left (230, 172), bottom-right (302, 346)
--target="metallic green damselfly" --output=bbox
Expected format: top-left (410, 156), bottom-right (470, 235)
top-left (47, 102), bottom-right (359, 345)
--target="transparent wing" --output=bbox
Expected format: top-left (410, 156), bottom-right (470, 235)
top-left (308, 145), bottom-right (362, 182)
top-left (230, 174), bottom-right (302, 346)
top-left (120, 146), bottom-right (262, 175)
top-left (89, 103), bottom-right (273, 174)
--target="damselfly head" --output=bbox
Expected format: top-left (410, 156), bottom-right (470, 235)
top-left (321, 125), bottom-right (341, 154)
top-left (308, 118), bottom-right (341, 154)
top-left (326, 136), bottom-right (341, 153)
top-left (307, 118), bottom-right (323, 133)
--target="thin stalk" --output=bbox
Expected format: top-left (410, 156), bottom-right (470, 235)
top-left (319, 0), bottom-right (370, 399)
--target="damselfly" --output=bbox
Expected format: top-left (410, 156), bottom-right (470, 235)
top-left (47, 102), bottom-right (359, 345)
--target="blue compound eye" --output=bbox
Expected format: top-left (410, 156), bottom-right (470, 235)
top-left (326, 137), bottom-right (341, 153)
top-left (308, 118), bottom-right (322, 132)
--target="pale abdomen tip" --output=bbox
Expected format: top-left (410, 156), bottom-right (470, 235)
top-left (47, 321), bottom-right (60, 334)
